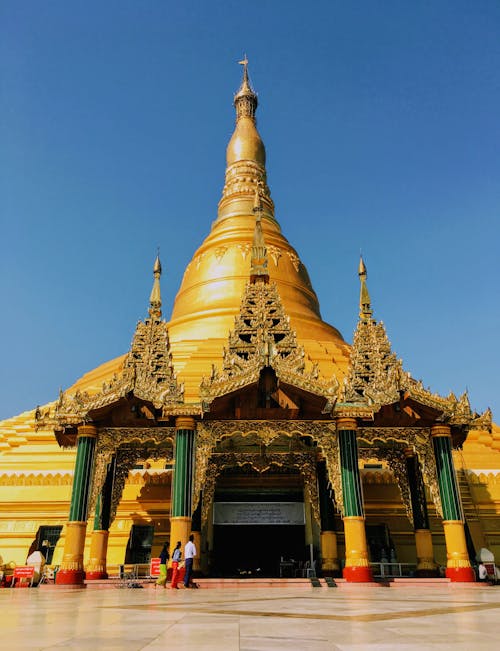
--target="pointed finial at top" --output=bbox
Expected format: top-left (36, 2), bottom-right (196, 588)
top-left (358, 256), bottom-right (372, 321)
top-left (149, 254), bottom-right (162, 319)
top-left (234, 55), bottom-right (258, 119)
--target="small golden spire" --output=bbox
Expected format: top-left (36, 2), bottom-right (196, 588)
top-left (149, 254), bottom-right (162, 319)
top-left (234, 55), bottom-right (258, 120)
top-left (250, 188), bottom-right (268, 283)
top-left (358, 256), bottom-right (372, 320)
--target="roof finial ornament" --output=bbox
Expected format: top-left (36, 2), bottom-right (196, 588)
top-left (250, 187), bottom-right (268, 283)
top-left (149, 253), bottom-right (162, 319)
top-left (234, 55), bottom-right (258, 120)
top-left (358, 255), bottom-right (372, 321)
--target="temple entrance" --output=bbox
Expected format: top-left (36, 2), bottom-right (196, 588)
top-left (213, 524), bottom-right (305, 577)
top-left (208, 467), bottom-right (308, 577)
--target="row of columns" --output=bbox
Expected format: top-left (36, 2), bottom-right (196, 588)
top-left (55, 417), bottom-right (474, 585)
top-left (333, 418), bottom-right (474, 582)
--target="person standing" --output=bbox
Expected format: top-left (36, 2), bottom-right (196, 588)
top-left (183, 534), bottom-right (196, 588)
top-left (170, 541), bottom-right (182, 589)
top-left (156, 542), bottom-right (169, 587)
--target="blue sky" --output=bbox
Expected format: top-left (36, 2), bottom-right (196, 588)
top-left (1, 1), bottom-right (499, 421)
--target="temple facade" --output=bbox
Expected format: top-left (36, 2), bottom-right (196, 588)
top-left (1, 63), bottom-right (499, 584)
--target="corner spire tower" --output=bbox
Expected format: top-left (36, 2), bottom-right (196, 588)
top-left (358, 256), bottom-right (372, 321)
top-left (149, 254), bottom-right (162, 319)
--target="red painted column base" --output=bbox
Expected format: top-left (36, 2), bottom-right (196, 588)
top-left (343, 566), bottom-right (374, 582)
top-left (55, 569), bottom-right (85, 585)
top-left (446, 566), bottom-right (475, 582)
top-left (85, 571), bottom-right (108, 580)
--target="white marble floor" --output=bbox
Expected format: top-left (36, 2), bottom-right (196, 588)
top-left (1, 585), bottom-right (499, 650)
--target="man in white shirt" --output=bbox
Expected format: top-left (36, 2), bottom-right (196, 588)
top-left (183, 534), bottom-right (197, 588)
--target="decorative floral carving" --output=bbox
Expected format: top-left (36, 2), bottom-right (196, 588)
top-left (200, 452), bottom-right (320, 527)
top-left (199, 280), bottom-right (340, 409)
top-left (88, 427), bottom-right (175, 523)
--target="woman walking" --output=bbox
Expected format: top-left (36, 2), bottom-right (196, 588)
top-left (156, 542), bottom-right (169, 587)
top-left (170, 541), bottom-right (182, 589)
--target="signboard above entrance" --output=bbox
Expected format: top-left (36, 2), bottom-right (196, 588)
top-left (213, 502), bottom-right (305, 525)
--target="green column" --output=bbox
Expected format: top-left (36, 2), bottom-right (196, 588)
top-left (69, 428), bottom-right (97, 522)
top-left (336, 417), bottom-right (372, 581)
top-left (338, 428), bottom-right (364, 517)
top-left (431, 424), bottom-right (474, 582)
top-left (56, 424), bottom-right (97, 584)
top-left (432, 433), bottom-right (463, 521)
top-left (172, 424), bottom-right (195, 517)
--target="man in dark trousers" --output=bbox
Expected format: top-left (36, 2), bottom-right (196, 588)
top-left (183, 534), bottom-right (197, 588)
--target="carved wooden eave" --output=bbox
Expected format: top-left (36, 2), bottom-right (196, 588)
top-left (35, 312), bottom-right (185, 439)
top-left (200, 279), bottom-right (340, 411)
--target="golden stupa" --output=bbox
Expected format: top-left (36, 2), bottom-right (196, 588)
top-left (0, 62), bottom-right (499, 579)
top-left (69, 60), bottom-right (350, 402)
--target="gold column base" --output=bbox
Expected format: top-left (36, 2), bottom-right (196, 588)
top-left (56, 521), bottom-right (87, 585)
top-left (320, 531), bottom-right (340, 574)
top-left (343, 516), bottom-right (373, 582)
top-left (169, 516), bottom-right (192, 564)
top-left (442, 520), bottom-right (475, 582)
top-left (86, 530), bottom-right (109, 580)
top-left (414, 529), bottom-right (438, 576)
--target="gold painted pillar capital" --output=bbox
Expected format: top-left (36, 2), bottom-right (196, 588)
top-left (335, 416), bottom-right (358, 431)
top-left (431, 424), bottom-right (451, 438)
top-left (77, 423), bottom-right (97, 439)
top-left (175, 416), bottom-right (196, 431)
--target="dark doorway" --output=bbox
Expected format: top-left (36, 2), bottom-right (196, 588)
top-left (125, 525), bottom-right (154, 564)
top-left (35, 525), bottom-right (63, 564)
top-left (213, 524), bottom-right (305, 577)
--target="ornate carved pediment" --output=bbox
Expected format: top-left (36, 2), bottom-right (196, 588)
top-left (200, 280), bottom-right (340, 410)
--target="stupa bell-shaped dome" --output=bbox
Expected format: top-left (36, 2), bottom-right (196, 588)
top-left (66, 61), bottom-right (350, 401)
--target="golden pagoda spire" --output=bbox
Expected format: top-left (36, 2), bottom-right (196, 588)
top-left (218, 58), bottom-right (274, 223)
top-left (149, 254), bottom-right (162, 319)
top-left (358, 256), bottom-right (372, 321)
top-left (250, 188), bottom-right (269, 283)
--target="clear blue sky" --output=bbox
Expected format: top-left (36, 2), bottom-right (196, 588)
top-left (1, 1), bottom-right (499, 421)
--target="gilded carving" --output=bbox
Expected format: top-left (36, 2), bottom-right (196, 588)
top-left (200, 452), bottom-right (320, 527)
top-left (356, 427), bottom-right (442, 517)
top-left (88, 427), bottom-right (174, 524)
top-left (200, 279), bottom-right (340, 409)
top-left (36, 311), bottom-right (184, 429)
